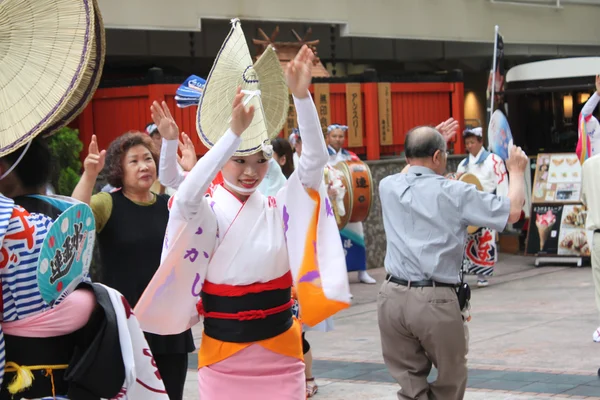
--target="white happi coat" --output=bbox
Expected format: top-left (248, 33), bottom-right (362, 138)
top-left (135, 94), bottom-right (351, 334)
top-left (457, 147), bottom-right (509, 196)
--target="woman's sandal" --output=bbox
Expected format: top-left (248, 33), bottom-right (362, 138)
top-left (306, 377), bottom-right (318, 398)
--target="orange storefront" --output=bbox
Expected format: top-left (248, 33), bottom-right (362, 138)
top-left (71, 79), bottom-right (465, 161)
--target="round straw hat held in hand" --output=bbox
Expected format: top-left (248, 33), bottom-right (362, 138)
top-left (459, 173), bottom-right (484, 234)
top-left (197, 18), bottom-right (289, 156)
top-left (0, 0), bottom-right (97, 157)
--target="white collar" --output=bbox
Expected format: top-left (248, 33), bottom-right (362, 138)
top-left (469, 147), bottom-right (485, 163)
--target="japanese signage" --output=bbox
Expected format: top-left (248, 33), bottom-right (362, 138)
top-left (283, 90), bottom-right (297, 139)
top-left (526, 154), bottom-right (591, 257)
top-left (38, 203), bottom-right (95, 306)
top-left (378, 83), bottom-right (393, 145)
top-left (526, 203), bottom-right (592, 257)
top-left (313, 84), bottom-right (330, 135)
top-left (345, 83), bottom-right (363, 147)
top-left (532, 153), bottom-right (582, 204)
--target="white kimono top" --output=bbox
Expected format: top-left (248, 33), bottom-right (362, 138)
top-left (457, 147), bottom-right (509, 197)
top-left (135, 94), bottom-right (351, 335)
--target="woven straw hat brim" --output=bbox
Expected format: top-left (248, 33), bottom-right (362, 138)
top-left (43, 0), bottom-right (106, 137)
top-left (459, 172), bottom-right (484, 191)
top-left (0, 0), bottom-right (95, 157)
top-left (197, 19), bottom-right (289, 156)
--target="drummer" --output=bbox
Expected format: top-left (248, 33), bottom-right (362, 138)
top-left (456, 127), bottom-right (509, 287)
top-left (325, 124), bottom-right (376, 285)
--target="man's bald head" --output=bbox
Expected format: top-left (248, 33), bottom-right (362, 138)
top-left (404, 126), bottom-right (448, 175)
top-left (405, 126), bottom-right (446, 159)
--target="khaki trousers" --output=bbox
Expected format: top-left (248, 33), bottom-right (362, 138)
top-left (592, 234), bottom-right (600, 317)
top-left (377, 280), bottom-right (467, 400)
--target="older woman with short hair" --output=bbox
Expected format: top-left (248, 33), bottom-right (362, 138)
top-left (72, 131), bottom-right (194, 400)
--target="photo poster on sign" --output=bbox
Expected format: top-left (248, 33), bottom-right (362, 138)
top-left (526, 152), bottom-right (592, 257)
top-left (531, 153), bottom-right (582, 204)
top-left (378, 83), bottom-right (393, 146)
top-left (557, 204), bottom-right (592, 257)
top-left (526, 204), bottom-right (563, 256)
top-left (283, 90), bottom-right (297, 139)
top-left (313, 84), bottom-right (330, 136)
top-left (346, 83), bottom-right (364, 147)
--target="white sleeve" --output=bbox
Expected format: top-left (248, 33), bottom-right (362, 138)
top-left (457, 159), bottom-right (467, 174)
top-left (171, 130), bottom-right (241, 221)
top-left (582, 92), bottom-right (600, 118)
top-left (294, 94), bottom-right (329, 189)
top-left (159, 139), bottom-right (185, 189)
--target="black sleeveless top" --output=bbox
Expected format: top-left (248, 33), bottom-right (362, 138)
top-left (97, 190), bottom-right (194, 354)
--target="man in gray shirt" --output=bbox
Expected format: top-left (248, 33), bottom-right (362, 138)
top-left (378, 126), bottom-right (527, 400)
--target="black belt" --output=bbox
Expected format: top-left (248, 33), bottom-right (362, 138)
top-left (386, 274), bottom-right (457, 288)
top-left (595, 230), bottom-right (600, 234)
top-left (201, 288), bottom-right (293, 343)
top-left (2, 334), bottom-right (75, 399)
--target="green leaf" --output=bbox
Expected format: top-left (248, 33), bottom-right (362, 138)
top-left (47, 127), bottom-right (84, 195)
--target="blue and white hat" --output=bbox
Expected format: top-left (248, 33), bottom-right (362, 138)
top-left (463, 127), bottom-right (483, 138)
top-left (327, 124), bottom-right (348, 133)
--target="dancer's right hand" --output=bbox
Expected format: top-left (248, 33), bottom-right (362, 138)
top-left (151, 101), bottom-right (179, 141)
top-left (230, 86), bottom-right (255, 136)
top-left (83, 135), bottom-right (106, 177)
top-left (506, 144), bottom-right (528, 175)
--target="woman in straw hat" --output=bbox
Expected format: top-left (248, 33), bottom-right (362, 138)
top-left (0, 139), bottom-right (171, 400)
top-left (0, 0), bottom-right (168, 397)
top-left (134, 19), bottom-right (351, 399)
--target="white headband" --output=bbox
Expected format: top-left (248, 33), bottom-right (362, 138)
top-left (327, 124), bottom-right (348, 133)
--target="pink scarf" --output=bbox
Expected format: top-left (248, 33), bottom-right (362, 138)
top-left (2, 289), bottom-right (96, 337)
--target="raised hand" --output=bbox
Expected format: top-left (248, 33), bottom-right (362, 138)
top-left (505, 144), bottom-right (528, 175)
top-left (436, 118), bottom-right (460, 143)
top-left (595, 75), bottom-right (600, 95)
top-left (286, 45), bottom-right (314, 99)
top-left (151, 101), bottom-right (179, 140)
top-left (177, 132), bottom-right (197, 172)
top-left (230, 86), bottom-right (255, 136)
top-left (83, 135), bottom-right (106, 177)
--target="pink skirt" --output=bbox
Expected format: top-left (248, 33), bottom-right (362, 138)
top-left (197, 344), bottom-right (305, 399)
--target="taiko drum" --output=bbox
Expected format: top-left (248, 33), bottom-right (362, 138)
top-left (335, 160), bottom-right (374, 223)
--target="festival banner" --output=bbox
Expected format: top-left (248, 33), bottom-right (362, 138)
top-left (345, 83), bottom-right (364, 147)
top-left (487, 26), bottom-right (505, 120)
top-left (378, 83), bottom-right (394, 146)
top-left (313, 83), bottom-right (330, 135)
top-left (283, 90), bottom-right (298, 139)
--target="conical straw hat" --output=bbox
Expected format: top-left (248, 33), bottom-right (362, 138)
top-left (0, 0), bottom-right (97, 156)
top-left (197, 19), bottom-right (289, 156)
top-left (42, 0), bottom-right (106, 137)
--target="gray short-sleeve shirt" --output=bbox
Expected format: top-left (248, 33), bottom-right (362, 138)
top-left (379, 166), bottom-right (510, 284)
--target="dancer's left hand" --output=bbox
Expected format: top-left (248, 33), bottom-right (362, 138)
top-left (436, 118), bottom-right (459, 143)
top-left (177, 132), bottom-right (197, 172)
top-left (286, 45), bottom-right (314, 99)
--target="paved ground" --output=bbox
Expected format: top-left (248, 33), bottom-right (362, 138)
top-left (182, 254), bottom-right (600, 399)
